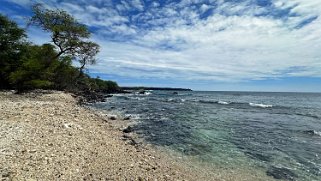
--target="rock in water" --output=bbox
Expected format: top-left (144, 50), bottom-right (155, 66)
top-left (266, 166), bottom-right (298, 180)
top-left (138, 89), bottom-right (145, 94)
top-left (303, 130), bottom-right (321, 136)
top-left (123, 116), bottom-right (131, 120)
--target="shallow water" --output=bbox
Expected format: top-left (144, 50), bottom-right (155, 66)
top-left (92, 91), bottom-right (321, 180)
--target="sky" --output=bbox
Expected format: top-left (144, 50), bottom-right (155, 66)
top-left (1, 0), bottom-right (321, 92)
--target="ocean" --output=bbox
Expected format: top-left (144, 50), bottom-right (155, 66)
top-left (91, 91), bottom-right (321, 180)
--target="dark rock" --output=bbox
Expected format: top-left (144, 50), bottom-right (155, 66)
top-left (123, 126), bottom-right (133, 133)
top-left (74, 90), bottom-right (106, 104)
top-left (123, 116), bottom-right (131, 120)
top-left (303, 130), bottom-right (315, 135)
top-left (138, 89), bottom-right (145, 94)
top-left (122, 134), bottom-right (138, 146)
top-left (303, 130), bottom-right (321, 136)
top-left (122, 134), bottom-right (131, 139)
top-left (109, 116), bottom-right (117, 120)
top-left (173, 92), bottom-right (178, 95)
top-left (105, 94), bottom-right (113, 98)
top-left (0, 168), bottom-right (11, 178)
top-left (128, 138), bottom-right (138, 146)
top-left (266, 166), bottom-right (298, 180)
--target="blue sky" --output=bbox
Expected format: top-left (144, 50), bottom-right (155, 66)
top-left (1, 0), bottom-right (321, 92)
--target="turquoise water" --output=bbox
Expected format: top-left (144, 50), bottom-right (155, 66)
top-left (92, 91), bottom-right (321, 180)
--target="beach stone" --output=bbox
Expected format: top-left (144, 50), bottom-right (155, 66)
top-left (0, 168), bottom-right (11, 178)
top-left (123, 126), bottom-right (133, 133)
top-left (0, 90), bottom-right (233, 180)
top-left (122, 134), bottom-right (138, 146)
top-left (108, 115), bottom-right (117, 120)
top-left (266, 166), bottom-right (298, 180)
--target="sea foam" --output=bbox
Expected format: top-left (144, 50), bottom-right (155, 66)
top-left (218, 101), bottom-right (229, 105)
top-left (249, 103), bottom-right (273, 108)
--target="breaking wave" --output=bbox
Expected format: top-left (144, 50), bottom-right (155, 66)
top-left (199, 100), bottom-right (272, 108)
top-left (249, 103), bottom-right (273, 108)
top-left (218, 101), bottom-right (229, 105)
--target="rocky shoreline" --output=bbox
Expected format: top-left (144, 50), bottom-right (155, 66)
top-left (0, 90), bottom-right (210, 180)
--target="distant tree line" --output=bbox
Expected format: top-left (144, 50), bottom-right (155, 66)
top-left (0, 4), bottom-right (120, 95)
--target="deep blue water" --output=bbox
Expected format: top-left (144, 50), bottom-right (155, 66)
top-left (92, 91), bottom-right (321, 180)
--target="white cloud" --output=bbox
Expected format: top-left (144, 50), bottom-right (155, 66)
top-left (131, 0), bottom-right (144, 11)
top-left (5, 0), bottom-right (321, 82)
top-left (88, 0), bottom-right (321, 81)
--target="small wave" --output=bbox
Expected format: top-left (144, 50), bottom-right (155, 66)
top-left (145, 92), bottom-right (152, 95)
top-left (218, 101), bottom-right (229, 105)
top-left (303, 130), bottom-right (321, 136)
top-left (199, 100), bottom-right (231, 105)
top-left (128, 97), bottom-right (146, 100)
top-left (295, 113), bottom-right (320, 119)
top-left (249, 103), bottom-right (273, 108)
top-left (111, 93), bottom-right (132, 97)
top-left (166, 98), bottom-right (184, 103)
top-left (198, 100), bottom-right (273, 108)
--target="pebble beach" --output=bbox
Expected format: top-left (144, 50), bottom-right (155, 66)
top-left (0, 91), bottom-right (209, 180)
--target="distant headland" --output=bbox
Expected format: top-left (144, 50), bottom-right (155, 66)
top-left (121, 87), bottom-right (192, 91)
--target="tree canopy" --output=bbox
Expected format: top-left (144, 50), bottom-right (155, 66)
top-left (0, 14), bottom-right (26, 89)
top-left (0, 10), bottom-right (119, 95)
top-left (29, 4), bottom-right (100, 71)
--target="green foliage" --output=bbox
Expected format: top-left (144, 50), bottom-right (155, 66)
top-left (0, 14), bottom-right (26, 89)
top-left (51, 56), bottom-right (78, 90)
top-left (77, 41), bottom-right (100, 73)
top-left (93, 78), bottom-right (120, 93)
top-left (0, 12), bottom-right (119, 94)
top-left (9, 44), bottom-right (57, 91)
top-left (0, 14), bottom-right (26, 50)
top-left (29, 4), bottom-right (100, 69)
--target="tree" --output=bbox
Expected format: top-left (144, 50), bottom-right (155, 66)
top-left (51, 56), bottom-right (79, 90)
top-left (76, 41), bottom-right (99, 75)
top-left (9, 44), bottom-right (58, 92)
top-left (29, 4), bottom-right (99, 71)
top-left (0, 13), bottom-right (119, 95)
top-left (0, 14), bottom-right (26, 89)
